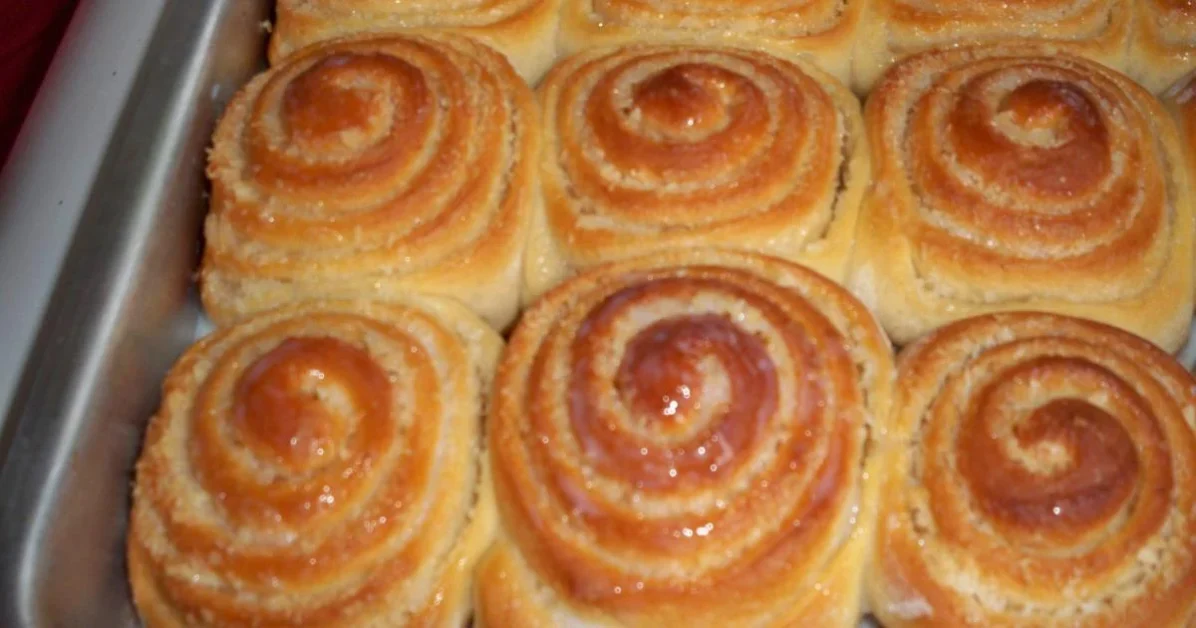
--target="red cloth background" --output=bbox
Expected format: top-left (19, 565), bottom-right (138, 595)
top-left (0, 0), bottom-right (81, 166)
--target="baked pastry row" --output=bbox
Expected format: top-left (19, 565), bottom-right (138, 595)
top-left (202, 33), bottom-right (1196, 353)
top-left (267, 0), bottom-right (1196, 92)
top-left (131, 250), bottom-right (1196, 626)
top-left (855, 0), bottom-right (1196, 93)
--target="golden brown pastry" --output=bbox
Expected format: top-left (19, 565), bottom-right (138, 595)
top-left (1130, 1), bottom-right (1196, 94)
top-left (1165, 74), bottom-right (1196, 263)
top-left (870, 312), bottom-right (1196, 627)
top-left (558, 0), bottom-right (864, 83)
top-left (853, 0), bottom-right (1131, 92)
top-left (202, 33), bottom-right (539, 331)
top-left (127, 298), bottom-right (502, 627)
top-left (478, 248), bottom-right (895, 627)
top-left (846, 45), bottom-right (1194, 352)
top-left (527, 44), bottom-right (868, 302)
top-left (269, 0), bottom-right (562, 82)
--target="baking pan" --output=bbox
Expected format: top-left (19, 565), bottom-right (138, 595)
top-left (2, 1), bottom-right (1196, 626)
top-left (0, 0), bottom-right (271, 625)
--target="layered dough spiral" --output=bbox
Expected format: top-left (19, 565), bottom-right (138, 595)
top-left (202, 34), bottom-right (538, 330)
top-left (479, 248), bottom-right (895, 627)
top-left (853, 0), bottom-right (1131, 91)
top-left (870, 312), bottom-right (1196, 627)
top-left (1129, 0), bottom-right (1196, 94)
top-left (528, 45), bottom-right (868, 301)
top-left (846, 45), bottom-right (1195, 352)
top-left (558, 0), bottom-right (864, 82)
top-left (127, 298), bottom-right (502, 627)
top-left (269, 0), bottom-right (562, 81)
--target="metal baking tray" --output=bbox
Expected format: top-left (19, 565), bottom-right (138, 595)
top-left (0, 0), bottom-right (271, 624)
top-left (0, 1), bottom-right (1194, 626)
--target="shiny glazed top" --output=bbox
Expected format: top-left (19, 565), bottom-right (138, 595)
top-left (870, 312), bottom-right (1196, 627)
top-left (532, 44), bottom-right (867, 294)
top-left (865, 45), bottom-right (1175, 304)
top-left (205, 33), bottom-right (535, 278)
top-left (127, 302), bottom-right (498, 626)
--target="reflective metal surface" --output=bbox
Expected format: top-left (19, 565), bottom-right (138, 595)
top-left (0, 0), bottom-right (161, 452)
top-left (0, 0), bottom-right (270, 625)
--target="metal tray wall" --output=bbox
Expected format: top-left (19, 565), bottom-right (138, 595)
top-left (0, 1), bottom-right (271, 625)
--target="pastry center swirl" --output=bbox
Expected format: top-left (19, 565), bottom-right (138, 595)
top-left (953, 77), bottom-right (1108, 195)
top-left (487, 255), bottom-right (889, 619)
top-left (571, 308), bottom-right (779, 488)
top-left (614, 316), bottom-right (769, 437)
top-left (232, 337), bottom-right (390, 473)
top-left (281, 53), bottom-right (419, 155)
top-left (946, 353), bottom-right (1160, 549)
top-left (247, 49), bottom-right (436, 195)
top-left (875, 315), bottom-right (1196, 623)
top-left (886, 51), bottom-right (1173, 304)
top-left (963, 397), bottom-right (1139, 530)
top-left (589, 58), bottom-right (774, 182)
top-left (631, 65), bottom-right (743, 137)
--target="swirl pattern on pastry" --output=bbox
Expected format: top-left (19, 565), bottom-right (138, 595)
top-left (870, 312), bottom-right (1196, 627)
top-left (127, 299), bottom-right (502, 627)
top-left (479, 249), bottom-right (894, 627)
top-left (853, 0), bottom-right (1131, 90)
top-left (559, 0), bottom-right (863, 81)
top-left (527, 44), bottom-right (868, 301)
top-left (1130, 0), bottom-right (1196, 94)
top-left (270, 0), bottom-right (562, 81)
top-left (202, 33), bottom-right (538, 330)
top-left (846, 45), bottom-right (1194, 351)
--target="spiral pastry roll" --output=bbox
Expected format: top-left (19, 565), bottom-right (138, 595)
top-left (870, 312), bottom-right (1196, 627)
top-left (202, 34), bottom-right (538, 330)
top-left (126, 298), bottom-right (502, 627)
top-left (853, 0), bottom-right (1131, 91)
top-left (847, 45), bottom-right (1195, 352)
top-left (1130, 1), bottom-right (1196, 94)
top-left (558, 0), bottom-right (863, 83)
top-left (269, 0), bottom-right (561, 82)
top-left (478, 248), bottom-right (895, 627)
top-left (527, 45), bottom-right (868, 302)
